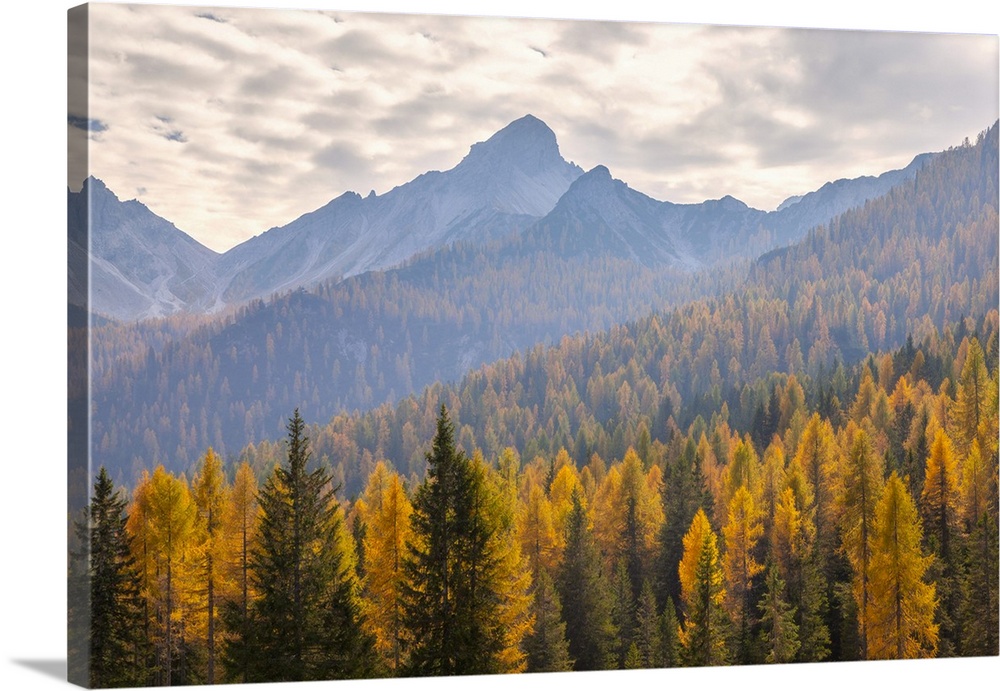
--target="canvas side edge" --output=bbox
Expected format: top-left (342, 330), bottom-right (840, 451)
top-left (67, 3), bottom-right (91, 688)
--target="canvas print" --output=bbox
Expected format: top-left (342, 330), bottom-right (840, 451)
top-left (67, 3), bottom-right (1000, 688)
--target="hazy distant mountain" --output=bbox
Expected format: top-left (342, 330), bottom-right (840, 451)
top-left (520, 152), bottom-right (935, 269)
top-left (77, 116), bottom-right (937, 320)
top-left (213, 114), bottom-right (584, 304)
top-left (68, 177), bottom-right (219, 320)
top-left (524, 165), bottom-right (695, 267)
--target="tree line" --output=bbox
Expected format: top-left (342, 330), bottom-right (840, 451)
top-left (70, 328), bottom-right (999, 686)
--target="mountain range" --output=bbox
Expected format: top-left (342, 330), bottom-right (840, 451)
top-left (71, 114), bottom-right (934, 321)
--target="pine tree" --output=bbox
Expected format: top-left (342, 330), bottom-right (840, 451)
top-left (610, 557), bottom-right (636, 667)
top-left (402, 405), bottom-right (530, 675)
top-left (523, 567), bottom-right (573, 672)
top-left (867, 473), bottom-right (938, 659)
top-left (772, 487), bottom-right (829, 661)
top-left (657, 438), bottom-right (709, 606)
top-left (633, 579), bottom-right (663, 668)
top-left (758, 565), bottom-right (800, 664)
top-left (234, 409), bottom-right (376, 682)
top-left (660, 597), bottom-right (680, 667)
top-left (557, 491), bottom-right (617, 670)
top-left (959, 510), bottom-right (999, 656)
top-left (73, 467), bottom-right (145, 688)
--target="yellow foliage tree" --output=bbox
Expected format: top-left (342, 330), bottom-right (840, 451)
top-left (867, 473), bottom-right (938, 659)
top-left (191, 448), bottom-right (230, 684)
top-left (519, 482), bottom-right (558, 577)
top-left (921, 429), bottom-right (960, 563)
top-left (549, 463), bottom-right (584, 558)
top-left (219, 460), bottom-right (259, 682)
top-left (792, 414), bottom-right (838, 565)
top-left (724, 438), bottom-right (760, 513)
top-left (722, 486), bottom-right (764, 662)
top-left (840, 429), bottom-right (884, 658)
top-left (357, 460), bottom-right (413, 672)
top-left (128, 465), bottom-right (198, 685)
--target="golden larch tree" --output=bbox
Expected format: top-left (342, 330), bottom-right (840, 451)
top-left (867, 473), bottom-right (938, 659)
top-left (357, 460), bottom-right (413, 673)
top-left (219, 460), bottom-right (259, 682)
top-left (840, 429), bottom-right (884, 658)
top-left (921, 428), bottom-right (960, 564)
top-left (519, 482), bottom-right (558, 577)
top-left (722, 486), bottom-right (764, 663)
top-left (191, 448), bottom-right (230, 684)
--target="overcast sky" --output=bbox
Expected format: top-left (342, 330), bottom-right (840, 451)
top-left (74, 2), bottom-right (998, 252)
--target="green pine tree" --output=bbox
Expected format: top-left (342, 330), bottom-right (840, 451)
top-left (228, 409), bottom-right (376, 682)
top-left (958, 510), bottom-right (999, 656)
top-left (611, 557), bottom-right (637, 667)
top-left (523, 567), bottom-right (573, 672)
top-left (758, 564), bottom-right (800, 664)
top-left (633, 579), bottom-right (663, 668)
top-left (401, 405), bottom-right (526, 675)
top-left (71, 467), bottom-right (146, 688)
top-left (558, 491), bottom-right (617, 670)
top-left (679, 517), bottom-right (730, 667)
top-left (659, 597), bottom-right (680, 667)
top-left (657, 438), bottom-right (710, 607)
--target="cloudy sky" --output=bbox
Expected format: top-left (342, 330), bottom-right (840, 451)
top-left (73, 1), bottom-right (998, 252)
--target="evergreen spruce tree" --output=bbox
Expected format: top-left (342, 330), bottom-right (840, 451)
top-left (959, 510), bottom-right (999, 656)
top-left (523, 567), bottom-right (573, 672)
top-left (758, 564), bottom-right (800, 664)
top-left (231, 409), bottom-right (376, 682)
top-left (610, 557), bottom-right (637, 668)
top-left (633, 579), bottom-right (663, 668)
top-left (557, 491), bottom-right (617, 670)
top-left (657, 438), bottom-right (709, 607)
top-left (72, 467), bottom-right (146, 688)
top-left (401, 405), bottom-right (527, 675)
top-left (660, 596), bottom-right (681, 667)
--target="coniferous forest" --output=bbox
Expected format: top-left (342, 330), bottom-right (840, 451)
top-left (69, 121), bottom-right (999, 686)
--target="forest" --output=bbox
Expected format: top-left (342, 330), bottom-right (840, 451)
top-left (69, 124), bottom-right (999, 686)
top-left (70, 324), bottom-right (999, 685)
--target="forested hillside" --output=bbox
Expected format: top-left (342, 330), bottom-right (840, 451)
top-left (88, 125), bottom-right (996, 486)
top-left (70, 319), bottom-right (999, 685)
top-left (236, 123), bottom-right (999, 498)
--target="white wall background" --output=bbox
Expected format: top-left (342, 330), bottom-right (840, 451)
top-left (1, 2), bottom-right (997, 690)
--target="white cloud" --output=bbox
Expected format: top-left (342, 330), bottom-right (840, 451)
top-left (81, 2), bottom-right (998, 251)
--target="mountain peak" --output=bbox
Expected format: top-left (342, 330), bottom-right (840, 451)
top-left (459, 114), bottom-right (564, 175)
top-left (82, 175), bottom-right (115, 198)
